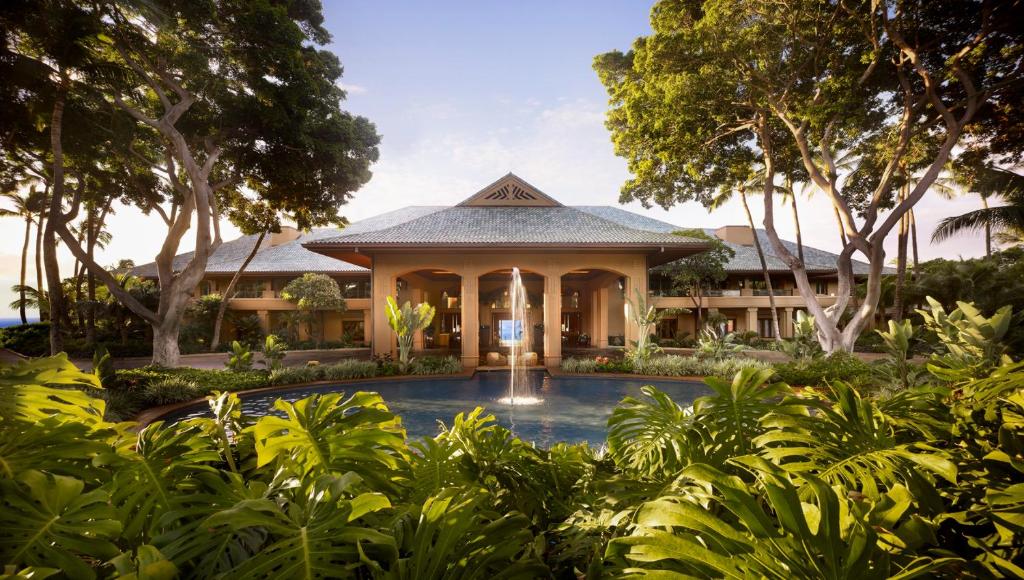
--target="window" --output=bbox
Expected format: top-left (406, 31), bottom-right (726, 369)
top-left (815, 280), bottom-right (830, 295)
top-left (233, 280), bottom-right (264, 298)
top-left (199, 281), bottom-right (216, 296)
top-left (656, 316), bottom-right (678, 339)
top-left (758, 318), bottom-right (775, 338)
top-left (342, 320), bottom-right (365, 342)
top-left (339, 279), bottom-right (370, 299)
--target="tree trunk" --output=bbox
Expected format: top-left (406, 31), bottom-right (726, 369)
top-left (210, 230), bottom-right (266, 351)
top-left (894, 184), bottom-right (909, 322)
top-left (982, 196), bottom-right (992, 256)
top-left (789, 191), bottom-right (804, 264)
top-left (690, 294), bottom-right (702, 333)
top-left (44, 80), bottom-right (67, 354)
top-left (85, 207), bottom-right (102, 345)
top-left (34, 186), bottom-right (46, 321)
top-left (833, 206), bottom-right (848, 247)
top-left (152, 318), bottom-right (182, 368)
top-left (19, 217), bottom-right (30, 324)
top-left (909, 208), bottom-right (919, 279)
top-left (739, 191), bottom-right (781, 340)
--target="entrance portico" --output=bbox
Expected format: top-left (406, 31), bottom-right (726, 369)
top-left (305, 174), bottom-right (709, 367)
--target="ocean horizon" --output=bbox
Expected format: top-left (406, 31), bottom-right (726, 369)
top-left (0, 317), bottom-right (38, 328)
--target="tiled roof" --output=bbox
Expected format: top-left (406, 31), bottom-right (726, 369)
top-left (132, 200), bottom-right (883, 279)
top-left (306, 206), bottom-right (706, 247)
top-left (574, 206), bottom-right (880, 275)
top-left (131, 206), bottom-right (444, 278)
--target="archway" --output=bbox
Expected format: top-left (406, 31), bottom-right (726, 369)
top-left (477, 268), bottom-right (546, 367)
top-left (560, 268), bottom-right (629, 354)
top-left (395, 269), bottom-right (463, 357)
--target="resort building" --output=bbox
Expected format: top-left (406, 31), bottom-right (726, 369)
top-left (136, 174), bottom-right (873, 367)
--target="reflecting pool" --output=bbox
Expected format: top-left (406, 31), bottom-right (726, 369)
top-left (161, 371), bottom-right (710, 446)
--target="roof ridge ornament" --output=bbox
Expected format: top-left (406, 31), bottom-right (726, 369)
top-left (457, 173), bottom-right (563, 207)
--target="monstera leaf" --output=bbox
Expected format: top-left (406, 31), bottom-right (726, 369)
top-left (0, 354), bottom-right (104, 425)
top-left (152, 471), bottom-right (274, 575)
top-left (756, 381), bottom-right (957, 506)
top-left (0, 417), bottom-right (112, 481)
top-left (608, 459), bottom-right (959, 578)
top-left (381, 487), bottom-right (547, 580)
top-left (108, 545), bottom-right (177, 580)
top-left (607, 386), bottom-right (700, 479)
top-left (204, 473), bottom-right (396, 579)
top-left (0, 471), bottom-right (121, 580)
top-left (104, 421), bottom-right (222, 546)
top-left (693, 367), bottom-right (797, 462)
top-left (250, 392), bottom-right (410, 492)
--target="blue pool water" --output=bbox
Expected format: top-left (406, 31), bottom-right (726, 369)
top-left (161, 371), bottom-right (710, 446)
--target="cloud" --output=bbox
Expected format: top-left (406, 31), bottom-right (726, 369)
top-left (336, 81), bottom-right (368, 95)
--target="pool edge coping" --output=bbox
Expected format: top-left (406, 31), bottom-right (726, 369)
top-left (133, 368), bottom-right (477, 427)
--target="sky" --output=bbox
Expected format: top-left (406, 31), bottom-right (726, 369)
top-left (0, 1), bottom-right (991, 318)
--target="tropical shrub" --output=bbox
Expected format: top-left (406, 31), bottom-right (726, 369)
top-left (224, 341), bottom-right (253, 371)
top-left (143, 377), bottom-right (202, 406)
top-left (872, 319), bottom-right (929, 390)
top-left (779, 310), bottom-right (824, 362)
top-left (918, 297), bottom-right (1015, 380)
top-left (0, 321), bottom-right (50, 357)
top-left (772, 351), bottom-right (875, 388)
top-left (261, 334), bottom-right (288, 371)
top-left (409, 355), bottom-right (462, 375)
top-left (694, 327), bottom-right (748, 361)
top-left (560, 355), bottom-right (771, 378)
top-left (384, 296), bottom-right (435, 373)
top-left (4, 317), bottom-right (1024, 577)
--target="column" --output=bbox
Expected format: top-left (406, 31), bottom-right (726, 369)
top-left (746, 307), bottom-right (759, 335)
top-left (460, 274), bottom-right (479, 368)
top-left (782, 307), bottom-right (794, 339)
top-left (256, 310), bottom-right (270, 334)
top-left (362, 308), bottom-right (372, 347)
top-left (543, 274), bottom-right (562, 367)
top-left (372, 271), bottom-right (395, 357)
top-left (411, 288), bottom-right (424, 351)
top-left (597, 287), bottom-right (610, 347)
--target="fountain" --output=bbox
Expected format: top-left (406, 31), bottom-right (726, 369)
top-left (497, 267), bottom-right (543, 406)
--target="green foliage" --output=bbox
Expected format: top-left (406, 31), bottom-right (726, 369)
top-left (773, 351), bottom-right (876, 389)
top-left (873, 319), bottom-right (929, 390)
top-left (918, 297), bottom-right (1014, 380)
top-left (906, 248), bottom-right (1024, 354)
top-left (779, 310), bottom-right (824, 363)
top-left (624, 289), bottom-right (671, 370)
top-left (0, 322), bottom-right (51, 357)
top-left (659, 229), bottom-right (733, 313)
top-left (385, 296), bottom-right (436, 373)
top-left (5, 321), bottom-right (1024, 577)
top-left (143, 378), bottom-right (201, 407)
top-left (409, 355), bottom-right (462, 375)
top-left (560, 354), bottom-right (772, 378)
top-left (224, 341), bottom-right (253, 372)
top-left (695, 327), bottom-right (748, 361)
top-left (260, 334), bottom-right (287, 371)
top-left (281, 274), bottom-right (347, 348)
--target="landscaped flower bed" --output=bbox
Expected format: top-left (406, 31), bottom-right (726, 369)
top-left (560, 354), bottom-right (772, 377)
top-left (102, 355), bottom-right (462, 421)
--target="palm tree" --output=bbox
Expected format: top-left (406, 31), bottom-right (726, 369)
top-left (711, 182), bottom-right (781, 341)
top-left (933, 165), bottom-right (1024, 256)
top-left (8, 284), bottom-right (48, 320)
top-left (0, 189), bottom-right (44, 323)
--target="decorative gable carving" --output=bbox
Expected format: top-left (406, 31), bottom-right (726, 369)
top-left (458, 173), bottom-right (562, 207)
